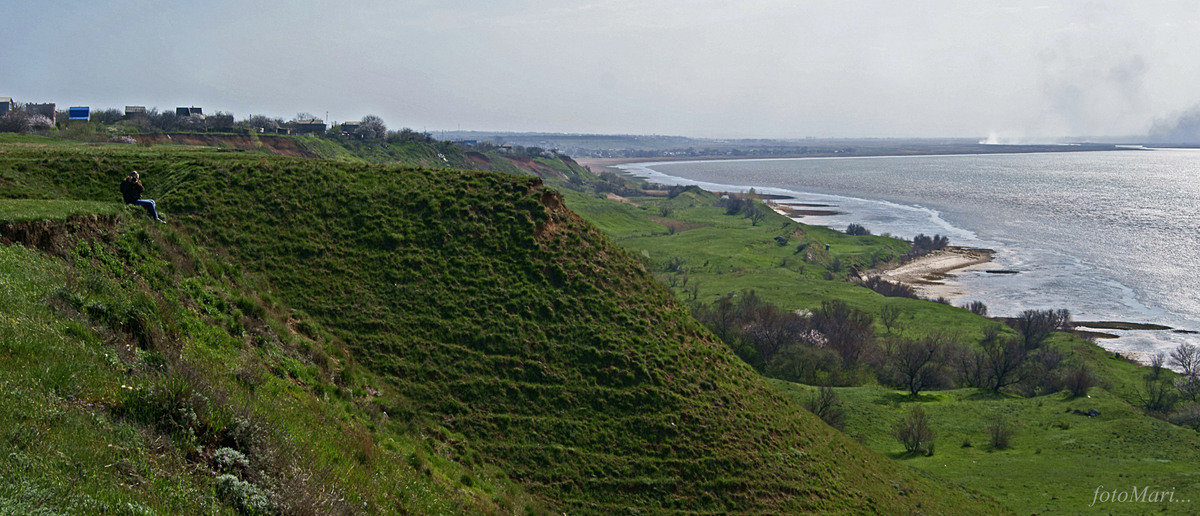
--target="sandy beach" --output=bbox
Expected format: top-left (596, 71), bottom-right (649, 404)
top-left (870, 247), bottom-right (996, 299)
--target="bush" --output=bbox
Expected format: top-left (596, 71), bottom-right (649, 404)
top-left (1170, 403), bottom-right (1200, 430)
top-left (845, 224), bottom-right (870, 236)
top-left (889, 334), bottom-right (949, 396)
top-left (1140, 376), bottom-right (1179, 415)
top-left (894, 406), bottom-right (935, 455)
top-left (857, 276), bottom-right (919, 299)
top-left (1063, 364), bottom-right (1096, 397)
top-left (911, 233), bottom-right (949, 254)
top-left (1175, 375), bottom-right (1200, 402)
top-left (812, 300), bottom-right (876, 368)
top-left (804, 386), bottom-right (846, 431)
top-left (986, 417), bottom-right (1014, 450)
top-left (1007, 309), bottom-right (1070, 350)
top-left (960, 300), bottom-right (988, 317)
top-left (214, 447), bottom-right (251, 472)
top-left (215, 474), bottom-right (273, 515)
top-left (716, 195), bottom-right (751, 215)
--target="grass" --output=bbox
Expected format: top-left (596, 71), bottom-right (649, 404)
top-left (0, 199), bottom-right (124, 222)
top-left (559, 186), bottom-right (998, 342)
top-left (0, 137), bottom-right (1002, 513)
top-left (774, 381), bottom-right (1200, 514)
top-left (554, 164), bottom-right (1200, 514)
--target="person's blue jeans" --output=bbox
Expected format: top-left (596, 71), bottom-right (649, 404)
top-left (131, 199), bottom-right (160, 219)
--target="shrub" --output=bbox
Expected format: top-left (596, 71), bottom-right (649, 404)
top-left (986, 417), bottom-right (1014, 450)
top-left (980, 332), bottom-right (1028, 392)
top-left (1175, 375), bottom-right (1200, 402)
top-left (812, 300), bottom-right (876, 368)
top-left (857, 276), bottom-right (919, 299)
top-left (1140, 376), bottom-right (1179, 415)
top-left (664, 256), bottom-right (685, 273)
top-left (890, 334), bottom-right (949, 396)
top-left (894, 406), bottom-right (935, 455)
top-left (215, 474), bottom-right (273, 515)
top-left (716, 195), bottom-right (751, 215)
top-left (804, 386), bottom-right (846, 431)
top-left (911, 233), bottom-right (949, 254)
top-left (1063, 364), bottom-right (1096, 397)
top-left (214, 447), bottom-right (250, 472)
top-left (1170, 403), bottom-right (1200, 430)
top-left (845, 223), bottom-right (870, 236)
top-left (960, 300), bottom-right (988, 317)
top-left (1007, 309), bottom-right (1069, 350)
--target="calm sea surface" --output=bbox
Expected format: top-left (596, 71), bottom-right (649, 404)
top-left (619, 149), bottom-right (1200, 358)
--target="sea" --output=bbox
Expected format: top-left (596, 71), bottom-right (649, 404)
top-left (618, 149), bottom-right (1200, 360)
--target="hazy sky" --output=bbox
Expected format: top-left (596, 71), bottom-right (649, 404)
top-left (4, 1), bottom-right (1200, 139)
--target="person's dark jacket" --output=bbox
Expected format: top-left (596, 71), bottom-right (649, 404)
top-left (120, 177), bottom-right (144, 204)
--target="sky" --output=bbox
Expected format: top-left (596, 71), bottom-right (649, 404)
top-left (4, 0), bottom-right (1200, 139)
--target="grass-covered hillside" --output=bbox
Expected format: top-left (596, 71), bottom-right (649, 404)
top-left (557, 166), bottom-right (1200, 513)
top-left (0, 136), bottom-right (1001, 512)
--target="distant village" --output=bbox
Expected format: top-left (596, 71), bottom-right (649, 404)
top-left (0, 96), bottom-right (350, 135)
top-left (0, 96), bottom-right (562, 158)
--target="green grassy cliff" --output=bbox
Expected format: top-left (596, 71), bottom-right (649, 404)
top-left (0, 137), bottom-right (1000, 512)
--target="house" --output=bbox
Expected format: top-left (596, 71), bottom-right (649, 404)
top-left (0, 98), bottom-right (12, 116)
top-left (25, 103), bottom-right (55, 124)
top-left (176, 106), bottom-right (203, 117)
top-left (340, 121), bottom-right (362, 135)
top-left (124, 106), bottom-right (147, 118)
top-left (291, 119), bottom-right (326, 134)
top-left (68, 106), bottom-right (90, 121)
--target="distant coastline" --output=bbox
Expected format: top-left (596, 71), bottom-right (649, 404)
top-left (575, 143), bottom-right (1141, 169)
top-left (614, 152), bottom-right (1196, 363)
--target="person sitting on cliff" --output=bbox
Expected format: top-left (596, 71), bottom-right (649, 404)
top-left (120, 170), bottom-right (166, 223)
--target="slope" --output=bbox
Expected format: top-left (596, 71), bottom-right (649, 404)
top-left (0, 137), bottom-right (1001, 513)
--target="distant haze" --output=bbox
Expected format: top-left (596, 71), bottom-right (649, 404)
top-left (4, 1), bottom-right (1200, 139)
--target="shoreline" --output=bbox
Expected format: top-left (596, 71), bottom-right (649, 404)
top-left (629, 159), bottom-right (1191, 365)
top-left (763, 200), bottom-right (997, 300)
top-left (871, 246), bottom-right (997, 300)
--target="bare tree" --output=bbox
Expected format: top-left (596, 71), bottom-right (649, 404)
top-left (1150, 352), bottom-right (1167, 380)
top-left (893, 334), bottom-right (949, 396)
top-left (1176, 376), bottom-right (1200, 402)
top-left (982, 334), bottom-right (1027, 392)
top-left (1170, 343), bottom-right (1200, 377)
top-left (880, 304), bottom-right (901, 334)
top-left (812, 300), bottom-right (875, 368)
top-left (1008, 309), bottom-right (1066, 350)
top-left (950, 343), bottom-right (988, 388)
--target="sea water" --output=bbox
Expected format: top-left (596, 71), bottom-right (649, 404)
top-left (618, 149), bottom-right (1200, 359)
